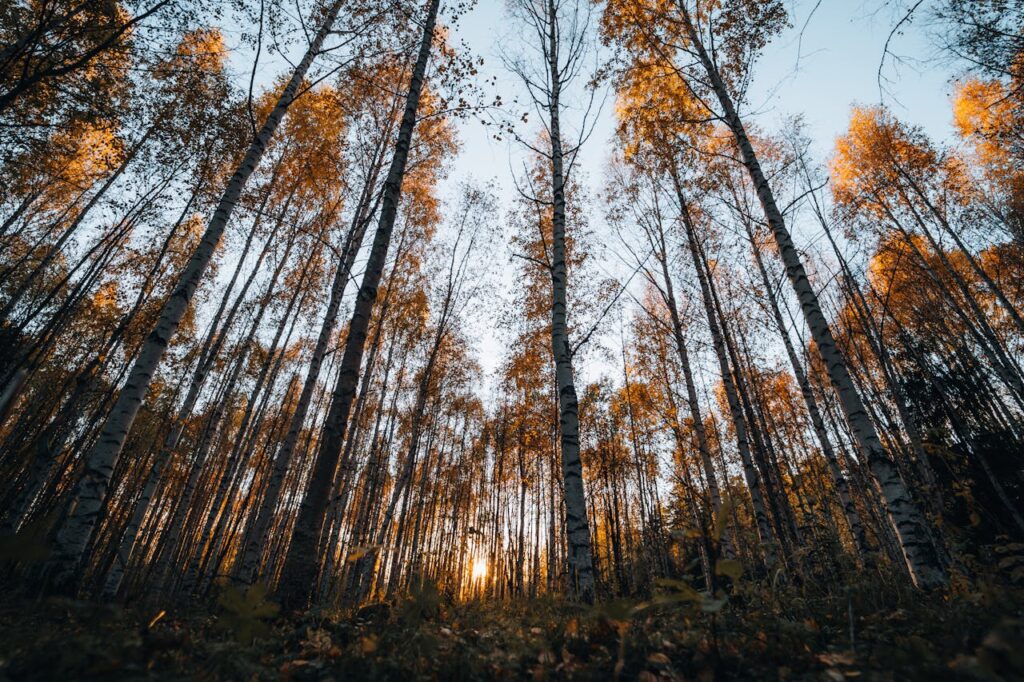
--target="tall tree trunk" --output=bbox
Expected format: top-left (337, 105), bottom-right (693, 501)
top-left (677, 188), bottom-right (777, 569)
top-left (675, 3), bottom-right (945, 590)
top-left (45, 0), bottom-right (348, 591)
top-left (275, 0), bottom-right (441, 610)
top-left (544, 0), bottom-right (596, 602)
top-left (647, 216), bottom-right (722, 518)
top-left (234, 150), bottom-right (387, 586)
top-left (181, 242), bottom-right (310, 593)
top-left (742, 217), bottom-right (869, 556)
top-left (1, 187), bottom-right (196, 536)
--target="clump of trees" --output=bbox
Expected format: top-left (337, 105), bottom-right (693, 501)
top-left (0, 0), bottom-right (1021, 619)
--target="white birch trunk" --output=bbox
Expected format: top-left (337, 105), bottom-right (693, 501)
top-left (679, 196), bottom-right (778, 568)
top-left (235, 157), bottom-right (386, 585)
top-left (47, 0), bottom-right (347, 590)
top-left (676, 3), bottom-right (945, 589)
top-left (545, 0), bottom-right (596, 602)
top-left (275, 0), bottom-right (440, 610)
top-left (743, 217), bottom-right (869, 556)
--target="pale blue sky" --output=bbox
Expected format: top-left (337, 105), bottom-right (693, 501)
top-left (223, 0), bottom-right (963, 383)
top-left (442, 0), bottom-right (960, 380)
top-left (445, 0), bottom-right (955, 193)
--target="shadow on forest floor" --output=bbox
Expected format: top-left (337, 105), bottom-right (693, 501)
top-left (0, 579), bottom-right (1022, 681)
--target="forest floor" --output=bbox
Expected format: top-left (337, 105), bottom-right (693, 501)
top-left (0, 579), bottom-right (1022, 681)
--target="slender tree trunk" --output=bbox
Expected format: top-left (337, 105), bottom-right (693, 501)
top-left (0, 0), bottom-right (172, 114)
top-left (895, 166), bottom-right (1024, 337)
top-left (675, 3), bottom-right (945, 589)
top-left (743, 219), bottom-right (869, 555)
top-left (0, 122), bottom-right (159, 324)
top-left (676, 181), bottom-right (777, 569)
top-left (180, 242), bottom-right (310, 593)
top-left (352, 318), bottom-right (446, 602)
top-left (543, 0), bottom-right (596, 602)
top-left (45, 0), bottom-right (349, 591)
top-left (275, 0), bottom-right (441, 610)
top-left (1, 188), bottom-right (194, 536)
top-left (235, 154), bottom-right (387, 586)
top-left (648, 220), bottom-right (722, 518)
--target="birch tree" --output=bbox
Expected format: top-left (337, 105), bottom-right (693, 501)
top-left (504, 0), bottom-right (602, 603)
top-left (602, 0), bottom-right (946, 589)
top-left (44, 0), bottom-right (379, 590)
top-left (276, 0), bottom-right (443, 610)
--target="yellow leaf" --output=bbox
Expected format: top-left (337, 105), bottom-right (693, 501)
top-left (715, 558), bottom-right (743, 580)
top-left (647, 652), bottom-right (671, 665)
top-left (713, 495), bottom-right (734, 543)
top-left (360, 635), bottom-right (378, 654)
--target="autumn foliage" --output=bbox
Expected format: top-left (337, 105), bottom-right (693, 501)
top-left (0, 0), bottom-right (1023, 679)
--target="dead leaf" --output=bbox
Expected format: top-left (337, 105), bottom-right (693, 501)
top-left (647, 652), bottom-right (671, 666)
top-left (360, 635), bottom-right (378, 654)
top-left (715, 558), bottom-right (742, 580)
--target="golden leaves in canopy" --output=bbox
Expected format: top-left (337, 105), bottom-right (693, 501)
top-left (345, 60), bottom-right (457, 241)
top-left (155, 28), bottom-right (228, 79)
top-left (954, 79), bottom-right (1009, 142)
top-left (275, 82), bottom-right (351, 199)
top-left (859, 233), bottom-right (965, 340)
top-left (603, 0), bottom-right (700, 166)
top-left (601, 0), bottom-right (679, 53)
top-left (602, 0), bottom-right (788, 90)
top-left (830, 106), bottom-right (938, 216)
top-left (614, 53), bottom-right (707, 164)
top-left (953, 47), bottom-right (1024, 160)
top-left (19, 121), bottom-right (125, 210)
top-left (953, 73), bottom-right (1024, 217)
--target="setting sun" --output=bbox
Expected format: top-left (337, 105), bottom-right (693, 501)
top-left (471, 558), bottom-right (487, 581)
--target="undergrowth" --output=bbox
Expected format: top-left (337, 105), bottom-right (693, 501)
top-left (0, 576), bottom-right (1021, 681)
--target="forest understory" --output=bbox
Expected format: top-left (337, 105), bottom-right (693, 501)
top-left (1, 578), bottom-right (1023, 681)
